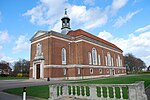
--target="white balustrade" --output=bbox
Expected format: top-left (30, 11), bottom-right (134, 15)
top-left (48, 81), bottom-right (147, 100)
top-left (120, 87), bottom-right (123, 99)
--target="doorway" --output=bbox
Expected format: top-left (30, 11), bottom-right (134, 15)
top-left (36, 64), bottom-right (40, 79)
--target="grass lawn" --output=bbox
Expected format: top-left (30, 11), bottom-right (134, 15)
top-left (3, 85), bottom-right (49, 99)
top-left (0, 76), bottom-right (29, 80)
top-left (75, 74), bottom-right (150, 88)
top-left (3, 74), bottom-right (150, 99)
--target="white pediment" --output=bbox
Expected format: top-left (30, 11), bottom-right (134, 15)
top-left (30, 31), bottom-right (47, 41)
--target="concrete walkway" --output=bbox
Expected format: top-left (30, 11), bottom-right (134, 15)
top-left (0, 92), bottom-right (47, 100)
top-left (145, 86), bottom-right (150, 100)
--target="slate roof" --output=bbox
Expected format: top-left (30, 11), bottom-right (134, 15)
top-left (67, 29), bottom-right (123, 52)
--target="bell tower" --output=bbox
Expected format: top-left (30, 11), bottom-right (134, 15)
top-left (61, 8), bottom-right (71, 34)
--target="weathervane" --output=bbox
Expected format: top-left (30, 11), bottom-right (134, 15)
top-left (65, 8), bottom-right (67, 15)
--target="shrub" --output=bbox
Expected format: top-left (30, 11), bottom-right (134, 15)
top-left (17, 73), bottom-right (23, 77)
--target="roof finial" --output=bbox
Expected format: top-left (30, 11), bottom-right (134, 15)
top-left (65, 8), bottom-right (67, 15)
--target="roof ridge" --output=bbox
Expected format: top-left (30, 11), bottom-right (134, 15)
top-left (67, 29), bottom-right (122, 52)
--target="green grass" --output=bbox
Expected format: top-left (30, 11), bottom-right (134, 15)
top-left (3, 85), bottom-right (49, 99)
top-left (3, 74), bottom-right (150, 99)
top-left (75, 74), bottom-right (150, 88)
top-left (0, 76), bottom-right (28, 80)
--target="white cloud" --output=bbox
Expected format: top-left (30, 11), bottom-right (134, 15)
top-left (23, 0), bottom-right (67, 26)
top-left (110, 0), bottom-right (128, 14)
top-left (12, 35), bottom-right (30, 53)
top-left (113, 9), bottom-right (141, 27)
top-left (135, 25), bottom-right (150, 33)
top-left (111, 31), bottom-right (150, 66)
top-left (83, 0), bottom-right (95, 6)
top-left (0, 53), bottom-right (17, 63)
top-left (24, 0), bottom-right (129, 31)
top-left (0, 31), bottom-right (9, 43)
top-left (97, 28), bottom-right (150, 66)
top-left (98, 30), bottom-right (113, 41)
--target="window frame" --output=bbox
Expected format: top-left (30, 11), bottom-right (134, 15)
top-left (62, 48), bottom-right (66, 64)
top-left (90, 68), bottom-right (93, 74)
top-left (88, 52), bottom-right (92, 65)
top-left (92, 48), bottom-right (97, 65)
top-left (98, 54), bottom-right (101, 65)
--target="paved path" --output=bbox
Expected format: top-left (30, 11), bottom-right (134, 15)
top-left (0, 92), bottom-right (22, 100)
top-left (145, 86), bottom-right (150, 100)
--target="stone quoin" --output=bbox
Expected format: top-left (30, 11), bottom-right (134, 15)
top-left (29, 9), bottom-right (126, 80)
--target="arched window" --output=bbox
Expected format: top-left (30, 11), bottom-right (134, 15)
top-left (62, 48), bottom-right (66, 64)
top-left (118, 55), bottom-right (121, 66)
top-left (88, 52), bottom-right (92, 64)
top-left (92, 48), bottom-right (97, 65)
top-left (107, 52), bottom-right (111, 66)
top-left (98, 54), bottom-right (101, 65)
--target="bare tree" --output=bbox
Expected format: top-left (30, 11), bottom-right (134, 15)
top-left (13, 59), bottom-right (30, 76)
top-left (124, 53), bottom-right (146, 72)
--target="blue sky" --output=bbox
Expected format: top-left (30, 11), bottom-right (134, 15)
top-left (0, 0), bottom-right (150, 66)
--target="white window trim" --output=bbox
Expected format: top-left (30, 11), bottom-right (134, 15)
top-left (111, 58), bottom-right (114, 66)
top-left (118, 55), bottom-right (121, 67)
top-left (105, 56), bottom-right (107, 66)
top-left (62, 48), bottom-right (66, 64)
top-left (77, 68), bottom-right (80, 75)
top-left (98, 54), bottom-right (101, 65)
top-left (63, 68), bottom-right (66, 75)
top-left (116, 59), bottom-right (118, 67)
top-left (88, 52), bottom-right (92, 65)
top-left (92, 48), bottom-right (97, 65)
top-left (107, 52), bottom-right (111, 66)
top-left (90, 68), bottom-right (93, 74)
top-left (99, 69), bottom-right (102, 74)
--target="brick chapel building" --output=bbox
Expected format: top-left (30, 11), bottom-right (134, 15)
top-left (29, 10), bottom-right (126, 80)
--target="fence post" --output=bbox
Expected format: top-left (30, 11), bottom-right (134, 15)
top-left (136, 81), bottom-right (147, 100)
top-left (90, 85), bottom-right (97, 100)
top-left (128, 81), bottom-right (148, 100)
top-left (62, 84), bottom-right (68, 97)
top-left (128, 85), bottom-right (137, 100)
top-left (22, 87), bottom-right (26, 100)
top-left (48, 85), bottom-right (57, 100)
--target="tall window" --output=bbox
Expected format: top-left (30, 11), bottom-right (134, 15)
top-left (120, 59), bottom-right (122, 67)
top-left (105, 56), bottom-right (107, 66)
top-left (92, 48), bottom-right (97, 65)
top-left (88, 52), bottom-right (92, 64)
top-left (116, 59), bottom-right (118, 66)
top-left (62, 48), bottom-right (66, 64)
top-left (118, 55), bottom-right (121, 66)
top-left (111, 58), bottom-right (114, 66)
top-left (98, 54), bottom-right (101, 65)
top-left (107, 52), bottom-right (111, 66)
top-left (63, 68), bottom-right (66, 75)
top-left (77, 68), bottom-right (80, 75)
